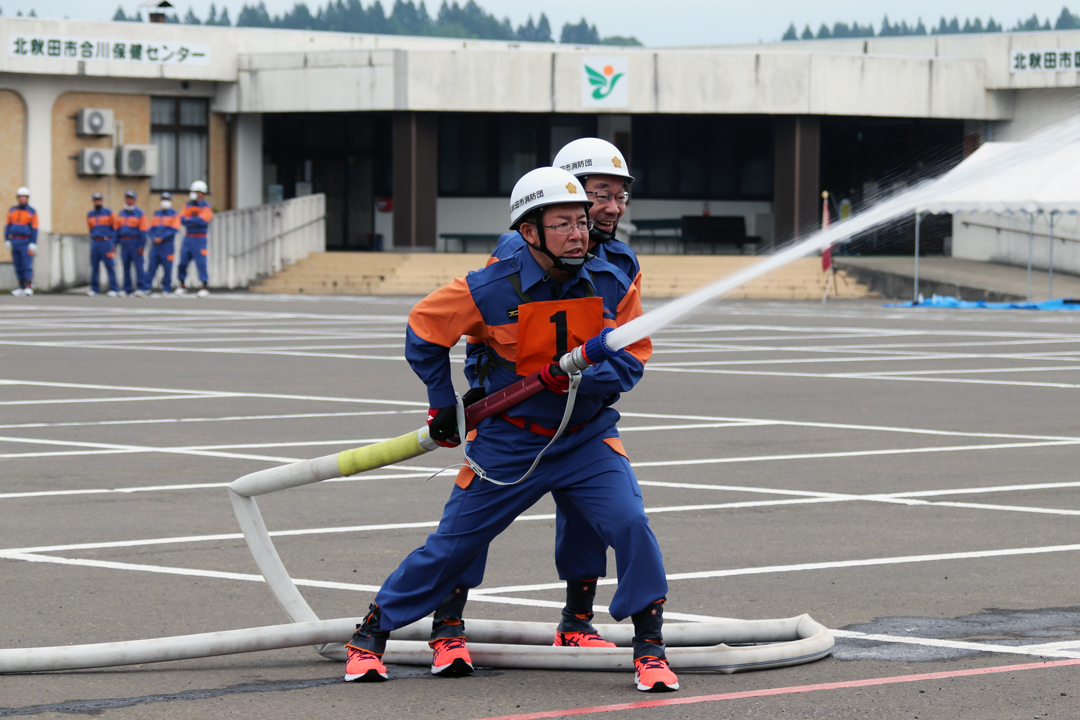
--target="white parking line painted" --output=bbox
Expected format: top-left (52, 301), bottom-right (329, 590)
top-left (0, 409), bottom-right (423, 431)
top-left (472, 543), bottom-right (1080, 594)
top-left (0, 435), bottom-right (304, 463)
top-left (631, 440), bottom-right (1080, 468)
top-left (0, 394), bottom-right (231, 407)
top-left (0, 378), bottom-right (428, 407)
top-left (831, 630), bottom-right (1080, 660)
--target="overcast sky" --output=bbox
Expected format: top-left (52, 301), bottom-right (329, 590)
top-left (8, 0), bottom-right (1076, 46)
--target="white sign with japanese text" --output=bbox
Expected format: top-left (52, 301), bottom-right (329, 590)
top-left (8, 35), bottom-right (209, 65)
top-left (1011, 49), bottom-right (1080, 72)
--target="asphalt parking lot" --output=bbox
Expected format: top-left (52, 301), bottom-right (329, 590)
top-left (2, 292), bottom-right (1080, 719)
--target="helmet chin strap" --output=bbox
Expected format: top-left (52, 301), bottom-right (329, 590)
top-left (589, 223), bottom-right (617, 245)
top-left (535, 225), bottom-right (585, 275)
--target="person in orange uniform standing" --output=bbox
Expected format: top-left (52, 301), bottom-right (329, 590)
top-left (114, 190), bottom-right (149, 297)
top-left (177, 180), bottom-right (213, 297)
top-left (87, 192), bottom-right (120, 297)
top-left (141, 192), bottom-right (181, 295)
top-left (5, 187), bottom-right (38, 296)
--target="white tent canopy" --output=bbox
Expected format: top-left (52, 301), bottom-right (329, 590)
top-left (919, 141), bottom-right (1080, 216)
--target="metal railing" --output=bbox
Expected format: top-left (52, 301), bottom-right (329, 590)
top-left (208, 194), bottom-right (326, 289)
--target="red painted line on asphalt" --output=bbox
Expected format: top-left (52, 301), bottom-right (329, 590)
top-left (472, 658), bottom-right (1080, 720)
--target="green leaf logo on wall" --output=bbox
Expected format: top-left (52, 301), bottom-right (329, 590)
top-left (585, 63), bottom-right (624, 100)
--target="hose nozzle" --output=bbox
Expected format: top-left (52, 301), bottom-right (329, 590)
top-left (559, 327), bottom-right (624, 374)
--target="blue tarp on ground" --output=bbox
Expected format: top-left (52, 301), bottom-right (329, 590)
top-left (886, 295), bottom-right (1080, 310)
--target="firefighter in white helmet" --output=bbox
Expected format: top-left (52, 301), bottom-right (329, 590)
top-left (341, 167), bottom-right (677, 693)
top-left (5, 187), bottom-right (38, 296)
top-left (177, 180), bottom-right (212, 297)
top-left (432, 139), bottom-right (642, 660)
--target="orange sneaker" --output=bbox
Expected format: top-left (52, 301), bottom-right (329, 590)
top-left (553, 631), bottom-right (617, 648)
top-left (634, 656), bottom-right (679, 692)
top-left (430, 637), bottom-right (474, 677)
top-left (344, 645), bottom-right (388, 682)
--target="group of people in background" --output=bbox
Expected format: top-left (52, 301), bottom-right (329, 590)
top-left (4, 180), bottom-right (214, 297)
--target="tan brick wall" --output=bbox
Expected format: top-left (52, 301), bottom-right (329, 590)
top-left (52, 92), bottom-right (153, 235)
top-left (0, 89), bottom-right (26, 262)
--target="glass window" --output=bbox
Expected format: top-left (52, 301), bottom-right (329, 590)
top-left (150, 97), bottom-right (209, 192)
top-left (179, 99), bottom-right (207, 126)
top-left (439, 114), bottom-right (584, 197)
top-left (632, 115), bottom-right (773, 200)
top-left (498, 120), bottom-right (537, 195)
top-left (151, 97), bottom-right (176, 125)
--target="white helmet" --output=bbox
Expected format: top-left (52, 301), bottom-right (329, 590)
top-left (553, 138), bottom-right (634, 184)
top-left (16, 187), bottom-right (29, 197)
top-left (190, 180), bottom-right (208, 193)
top-left (509, 167), bottom-right (592, 229)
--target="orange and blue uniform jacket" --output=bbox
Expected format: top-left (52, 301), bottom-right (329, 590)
top-left (180, 200), bottom-right (213, 237)
top-left (114, 206), bottom-right (149, 243)
top-left (466, 231), bottom-right (642, 385)
top-left (5, 203), bottom-right (38, 243)
top-left (87, 207), bottom-right (117, 243)
top-left (406, 243), bottom-right (651, 432)
top-left (149, 208), bottom-right (181, 244)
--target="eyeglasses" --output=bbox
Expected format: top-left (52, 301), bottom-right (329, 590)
top-left (540, 220), bottom-right (594, 236)
top-left (586, 190), bottom-right (630, 206)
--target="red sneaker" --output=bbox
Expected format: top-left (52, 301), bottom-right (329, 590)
top-left (634, 656), bottom-right (679, 692)
top-left (553, 631), bottom-right (617, 648)
top-left (430, 637), bottom-right (474, 677)
top-left (344, 645), bottom-right (388, 682)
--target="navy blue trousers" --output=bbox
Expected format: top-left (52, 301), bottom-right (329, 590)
top-left (141, 241), bottom-right (174, 293)
top-left (9, 239), bottom-right (33, 284)
top-left (89, 241), bottom-right (118, 293)
top-left (119, 240), bottom-right (145, 294)
top-left (372, 420), bottom-right (667, 632)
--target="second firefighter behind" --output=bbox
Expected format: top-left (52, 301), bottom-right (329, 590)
top-left (87, 192), bottom-right (119, 297)
top-left (142, 192), bottom-right (181, 295)
top-left (115, 190), bottom-right (149, 296)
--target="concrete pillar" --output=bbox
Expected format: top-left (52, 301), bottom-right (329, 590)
top-left (18, 83), bottom-right (63, 232)
top-left (235, 113), bottom-right (263, 209)
top-left (392, 112), bottom-right (437, 250)
top-left (773, 116), bottom-right (820, 245)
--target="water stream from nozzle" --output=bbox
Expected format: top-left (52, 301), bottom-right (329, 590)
top-left (605, 116), bottom-right (1080, 352)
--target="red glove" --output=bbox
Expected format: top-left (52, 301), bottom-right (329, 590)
top-left (426, 406), bottom-right (461, 448)
top-left (539, 363), bottom-right (570, 394)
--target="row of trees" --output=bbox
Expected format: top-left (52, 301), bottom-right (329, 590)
top-left (783, 7), bottom-right (1080, 40)
top-left (113, 0), bottom-right (642, 45)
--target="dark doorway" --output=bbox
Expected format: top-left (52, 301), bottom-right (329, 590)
top-left (820, 117), bottom-right (963, 256)
top-left (263, 113), bottom-right (392, 251)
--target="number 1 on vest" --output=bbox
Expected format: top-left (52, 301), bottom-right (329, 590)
top-left (550, 310), bottom-right (568, 360)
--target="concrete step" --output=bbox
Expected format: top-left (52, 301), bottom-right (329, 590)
top-left (252, 252), bottom-right (876, 299)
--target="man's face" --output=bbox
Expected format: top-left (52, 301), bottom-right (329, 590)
top-left (521, 203), bottom-right (589, 272)
top-left (584, 175), bottom-right (627, 244)
top-left (93, 199), bottom-right (103, 209)
top-left (125, 197), bottom-right (136, 207)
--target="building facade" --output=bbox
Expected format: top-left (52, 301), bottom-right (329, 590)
top-left (1, 16), bottom-right (1077, 261)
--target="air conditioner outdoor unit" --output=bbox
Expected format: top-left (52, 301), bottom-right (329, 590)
top-left (118, 144), bottom-right (159, 177)
top-left (78, 148), bottom-right (115, 176)
top-left (77, 108), bottom-right (114, 136)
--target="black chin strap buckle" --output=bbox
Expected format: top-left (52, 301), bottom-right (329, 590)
top-left (590, 225), bottom-right (617, 244)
